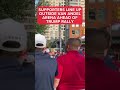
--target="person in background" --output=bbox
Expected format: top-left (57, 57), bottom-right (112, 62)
top-left (54, 38), bottom-right (85, 90)
top-left (44, 47), bottom-right (50, 54)
top-left (19, 49), bottom-right (28, 64)
top-left (0, 18), bottom-right (34, 90)
top-left (35, 33), bottom-right (58, 90)
top-left (86, 28), bottom-right (120, 90)
top-left (79, 44), bottom-right (85, 57)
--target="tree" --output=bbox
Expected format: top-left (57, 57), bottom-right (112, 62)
top-left (50, 39), bottom-right (65, 49)
top-left (0, 0), bottom-right (33, 21)
top-left (35, 21), bottom-right (49, 34)
top-left (35, 0), bottom-right (50, 34)
top-left (36, 0), bottom-right (50, 7)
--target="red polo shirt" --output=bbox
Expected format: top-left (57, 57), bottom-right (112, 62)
top-left (86, 57), bottom-right (120, 90)
top-left (56, 50), bottom-right (85, 90)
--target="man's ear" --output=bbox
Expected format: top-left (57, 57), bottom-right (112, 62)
top-left (78, 46), bottom-right (80, 50)
top-left (67, 45), bottom-right (70, 49)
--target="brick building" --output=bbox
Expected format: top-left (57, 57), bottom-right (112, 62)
top-left (86, 0), bottom-right (120, 60)
top-left (86, 0), bottom-right (120, 28)
top-left (69, 23), bottom-right (85, 38)
top-left (68, 0), bottom-right (85, 38)
top-left (86, 0), bottom-right (113, 29)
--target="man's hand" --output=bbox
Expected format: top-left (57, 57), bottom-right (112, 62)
top-left (54, 78), bottom-right (60, 89)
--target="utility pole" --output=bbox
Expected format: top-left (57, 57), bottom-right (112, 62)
top-left (59, 2), bottom-right (62, 53)
top-left (65, 0), bottom-right (69, 45)
top-left (59, 25), bottom-right (62, 53)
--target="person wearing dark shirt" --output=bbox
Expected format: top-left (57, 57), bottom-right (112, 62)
top-left (35, 33), bottom-right (58, 90)
top-left (54, 38), bottom-right (85, 90)
top-left (0, 54), bottom-right (34, 90)
top-left (86, 28), bottom-right (120, 90)
top-left (0, 18), bottom-right (34, 90)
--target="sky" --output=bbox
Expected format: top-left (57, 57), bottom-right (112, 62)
top-left (35, 0), bottom-right (40, 5)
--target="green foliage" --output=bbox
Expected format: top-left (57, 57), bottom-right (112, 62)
top-left (0, 0), bottom-right (35, 51)
top-left (35, 0), bottom-right (50, 34)
top-left (49, 39), bottom-right (65, 48)
top-left (36, 0), bottom-right (50, 7)
top-left (0, 0), bottom-right (33, 21)
top-left (35, 21), bottom-right (49, 34)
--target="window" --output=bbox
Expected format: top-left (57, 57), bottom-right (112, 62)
top-left (61, 2), bottom-right (64, 4)
top-left (62, 25), bottom-right (65, 27)
top-left (61, 27), bottom-right (64, 30)
top-left (63, 31), bottom-right (65, 36)
top-left (97, 8), bottom-right (106, 21)
top-left (88, 8), bottom-right (96, 20)
top-left (82, 22), bottom-right (85, 27)
top-left (55, 37), bottom-right (57, 39)
top-left (50, 31), bottom-right (53, 35)
top-left (76, 24), bottom-right (79, 27)
top-left (89, 0), bottom-right (96, 3)
top-left (72, 30), bottom-right (80, 35)
top-left (55, 31), bottom-right (58, 36)
top-left (72, 30), bottom-right (75, 34)
top-left (50, 26), bottom-right (52, 28)
top-left (75, 30), bottom-right (80, 35)
top-left (72, 24), bottom-right (75, 27)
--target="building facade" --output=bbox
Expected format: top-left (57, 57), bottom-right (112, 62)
top-left (86, 0), bottom-right (113, 29)
top-left (43, 0), bottom-right (65, 40)
top-left (86, 0), bottom-right (120, 27)
top-left (69, 23), bottom-right (85, 38)
top-left (18, 0), bottom-right (35, 32)
top-left (68, 0), bottom-right (85, 38)
top-left (86, 0), bottom-right (120, 60)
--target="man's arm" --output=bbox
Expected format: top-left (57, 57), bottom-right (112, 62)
top-left (54, 78), bottom-right (60, 89)
top-left (54, 57), bottom-right (63, 89)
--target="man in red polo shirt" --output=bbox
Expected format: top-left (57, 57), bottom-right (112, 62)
top-left (54, 38), bottom-right (85, 90)
top-left (86, 28), bottom-right (120, 90)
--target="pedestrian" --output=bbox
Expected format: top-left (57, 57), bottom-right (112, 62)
top-left (0, 18), bottom-right (34, 90)
top-left (86, 28), bottom-right (120, 90)
top-left (79, 44), bottom-right (85, 57)
top-left (19, 49), bottom-right (28, 64)
top-left (35, 33), bottom-right (58, 90)
top-left (54, 38), bottom-right (85, 90)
